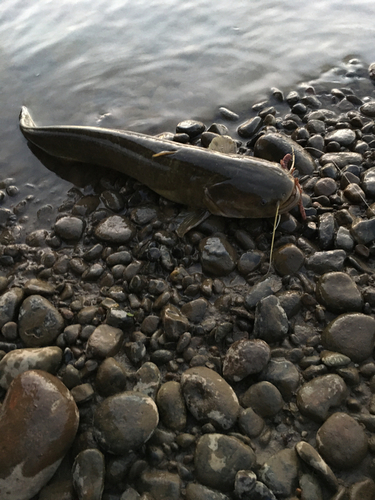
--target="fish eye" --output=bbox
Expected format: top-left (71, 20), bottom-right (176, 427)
top-left (260, 199), bottom-right (267, 206)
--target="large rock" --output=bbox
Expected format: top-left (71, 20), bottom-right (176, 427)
top-left (223, 339), bottom-right (271, 382)
top-left (0, 370), bottom-right (79, 500)
top-left (0, 288), bottom-right (24, 329)
top-left (316, 272), bottom-right (362, 313)
top-left (180, 366), bottom-right (239, 430)
top-left (258, 448), bottom-right (300, 498)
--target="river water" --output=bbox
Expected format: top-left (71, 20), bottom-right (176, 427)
top-left (0, 0), bottom-right (375, 234)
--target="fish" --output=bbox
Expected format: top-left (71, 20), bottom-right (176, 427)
top-left (19, 106), bottom-right (301, 234)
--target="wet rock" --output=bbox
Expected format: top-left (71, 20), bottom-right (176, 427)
top-left (241, 381), bottom-right (284, 418)
top-left (0, 346), bottom-right (62, 389)
top-left (316, 412), bottom-right (368, 469)
top-left (199, 236), bottom-right (237, 276)
top-left (335, 226), bottom-right (354, 251)
top-left (350, 218), bottom-right (375, 245)
top-left (344, 183), bottom-right (365, 204)
top-left (320, 350), bottom-right (351, 368)
top-left (24, 279), bottom-right (55, 296)
top-left (0, 287), bottom-right (24, 329)
top-left (273, 243), bottom-right (304, 276)
top-left (318, 213), bottom-right (335, 249)
top-left (93, 391), bottom-right (159, 454)
top-left (156, 381), bottom-right (186, 431)
top-left (180, 366), bottom-right (239, 430)
top-left (296, 374), bottom-right (347, 421)
top-left (295, 441), bottom-right (338, 491)
top-left (86, 324), bottom-right (124, 359)
top-left (100, 190), bottom-right (125, 212)
top-left (306, 249), bottom-right (346, 273)
top-left (322, 313), bottom-right (375, 362)
top-left (237, 116), bottom-right (262, 138)
top-left (320, 152), bottom-right (362, 167)
top-left (234, 470), bottom-right (277, 500)
top-left (222, 339), bottom-right (270, 382)
top-left (133, 362), bottom-right (161, 399)
top-left (72, 449), bottom-right (105, 500)
top-left (176, 119), bottom-right (206, 138)
top-left (361, 167), bottom-right (375, 197)
top-left (95, 357), bottom-right (127, 397)
top-left (0, 370), bottom-right (79, 500)
top-left (253, 295), bottom-right (289, 343)
top-left (162, 304), bottom-right (189, 341)
top-left (245, 275), bottom-right (283, 309)
top-left (348, 479), bottom-right (375, 500)
top-left (94, 215), bottom-right (136, 244)
top-left (260, 357), bottom-right (300, 400)
top-left (237, 250), bottom-right (264, 275)
top-left (325, 128), bottom-right (356, 147)
top-left (316, 272), bottom-right (362, 313)
top-left (314, 177), bottom-right (337, 196)
top-left (54, 216), bottom-right (84, 241)
top-left (181, 298), bottom-right (207, 323)
top-left (185, 483), bottom-right (230, 500)
top-left (238, 407), bottom-right (265, 438)
top-left (18, 295), bottom-right (64, 347)
top-left (258, 448), bottom-right (299, 498)
top-left (360, 102), bottom-right (375, 117)
top-left (254, 132), bottom-right (315, 174)
top-left (194, 434), bottom-right (255, 491)
top-left (137, 469), bottom-right (181, 500)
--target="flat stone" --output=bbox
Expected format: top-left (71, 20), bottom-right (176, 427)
top-left (93, 391), bottom-right (159, 454)
top-left (72, 449), bottom-right (105, 500)
top-left (273, 244), bottom-right (305, 276)
top-left (322, 313), bottom-right (375, 362)
top-left (260, 357), bottom-right (300, 400)
top-left (253, 295), bottom-right (289, 343)
top-left (185, 483), bottom-right (230, 500)
top-left (351, 218), bottom-right (375, 245)
top-left (194, 434), bottom-right (256, 491)
top-left (156, 381), bottom-right (186, 431)
top-left (296, 374), bottom-right (347, 422)
top-left (86, 324), bottom-right (124, 359)
top-left (181, 298), bottom-right (208, 323)
top-left (316, 412), bottom-right (368, 469)
top-left (24, 279), bottom-right (55, 296)
top-left (306, 249), bottom-right (346, 274)
top-left (199, 236), bottom-right (237, 276)
top-left (180, 366), bottom-right (239, 430)
top-left (325, 128), bottom-right (356, 146)
top-left (94, 215), bottom-right (136, 244)
top-left (238, 407), bottom-right (265, 438)
top-left (241, 381), bottom-right (284, 418)
top-left (223, 339), bottom-right (271, 382)
top-left (0, 288), bottom-right (24, 329)
top-left (0, 346), bottom-right (62, 389)
top-left (162, 304), bottom-right (189, 341)
top-left (361, 167), bottom-right (375, 197)
top-left (258, 448), bottom-right (299, 498)
top-left (0, 370), bottom-right (79, 500)
top-left (320, 152), bottom-right (362, 168)
top-left (316, 272), bottom-right (363, 313)
top-left (245, 275), bottom-right (283, 309)
top-left (18, 295), bottom-right (64, 347)
top-left (295, 441), bottom-right (338, 491)
top-left (138, 469), bottom-right (181, 500)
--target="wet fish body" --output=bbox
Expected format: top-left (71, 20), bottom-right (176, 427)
top-left (19, 106), bottom-right (300, 219)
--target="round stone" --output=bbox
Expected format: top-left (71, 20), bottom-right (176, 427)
top-left (194, 434), bottom-right (256, 491)
top-left (54, 216), bottom-right (84, 241)
top-left (0, 370), bottom-right (79, 500)
top-left (223, 339), bottom-right (271, 382)
top-left (314, 178), bottom-right (337, 197)
top-left (325, 128), bottom-right (356, 147)
top-left (156, 381), bottom-right (187, 431)
top-left (86, 324), bottom-right (124, 359)
top-left (296, 374), bottom-right (347, 422)
top-left (273, 243), bottom-right (305, 276)
top-left (94, 215), bottom-right (136, 244)
top-left (18, 295), bottom-right (64, 347)
top-left (199, 236), bottom-right (237, 276)
top-left (316, 272), bottom-right (363, 314)
top-left (322, 313), bottom-right (375, 362)
top-left (316, 412), bottom-right (368, 469)
top-left (241, 381), bottom-right (284, 418)
top-left (180, 366), bottom-right (239, 430)
top-left (93, 391), bottom-right (159, 454)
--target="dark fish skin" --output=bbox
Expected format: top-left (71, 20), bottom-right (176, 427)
top-left (19, 106), bottom-right (300, 219)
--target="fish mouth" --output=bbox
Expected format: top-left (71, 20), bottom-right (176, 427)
top-left (279, 182), bottom-right (301, 214)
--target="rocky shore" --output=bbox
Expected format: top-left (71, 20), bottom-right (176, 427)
top-left (1, 59), bottom-right (375, 499)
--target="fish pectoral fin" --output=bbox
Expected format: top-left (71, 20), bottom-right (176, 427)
top-left (175, 209), bottom-right (211, 237)
top-left (208, 135), bottom-right (237, 154)
top-left (152, 150), bottom-right (177, 158)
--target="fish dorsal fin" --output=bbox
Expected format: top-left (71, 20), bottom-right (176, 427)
top-left (208, 135), bottom-right (237, 154)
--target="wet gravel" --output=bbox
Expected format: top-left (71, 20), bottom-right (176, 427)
top-left (1, 58), bottom-right (375, 499)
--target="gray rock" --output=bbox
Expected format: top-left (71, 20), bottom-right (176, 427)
top-left (199, 236), bottom-right (237, 276)
top-left (72, 449), bottom-right (105, 500)
top-left (156, 381), bottom-right (186, 431)
top-left (273, 244), bottom-right (304, 276)
top-left (223, 339), bottom-right (271, 382)
top-left (94, 215), bottom-right (136, 244)
top-left (298, 473), bottom-right (323, 500)
top-left (258, 448), bottom-right (299, 498)
top-left (361, 167), bottom-right (375, 197)
top-left (18, 295), bottom-right (64, 347)
top-left (70, 383), bottom-right (94, 404)
top-left (325, 128), bottom-right (356, 146)
top-left (54, 216), bottom-right (84, 241)
top-left (348, 479), bottom-right (375, 500)
top-left (260, 357), bottom-right (300, 400)
top-left (0, 287), bottom-right (24, 329)
top-left (185, 483), bottom-right (230, 500)
top-left (318, 212), bottom-right (335, 249)
top-left (194, 434), bottom-right (256, 491)
top-left (296, 374), bottom-right (347, 422)
top-left (181, 366), bottom-right (239, 430)
top-left (238, 407), bottom-right (265, 438)
top-left (295, 441), bottom-right (338, 491)
top-left (133, 362), bottom-right (161, 399)
top-left (245, 275), bottom-right (283, 309)
top-left (181, 298), bottom-right (208, 323)
top-left (254, 295), bottom-right (289, 343)
top-left (322, 313), bottom-right (375, 362)
top-left (316, 412), bottom-right (368, 469)
top-left (306, 249), bottom-right (346, 273)
top-left (0, 370), bottom-right (79, 500)
top-left (24, 279), bottom-right (55, 296)
top-left (335, 226), bottom-right (354, 251)
top-left (360, 101), bottom-right (375, 117)
top-left (93, 391), bottom-right (159, 454)
top-left (95, 357), bottom-right (128, 397)
top-left (0, 346), bottom-right (62, 389)
top-left (351, 218), bottom-right (375, 245)
top-left (86, 324), bottom-right (124, 359)
top-left (241, 381), bottom-right (284, 418)
top-left (234, 470), bottom-right (277, 500)
top-left (137, 469), bottom-right (181, 500)
top-left (316, 272), bottom-right (362, 313)
top-left (320, 152), bottom-right (362, 167)
top-left (162, 304), bottom-right (189, 341)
